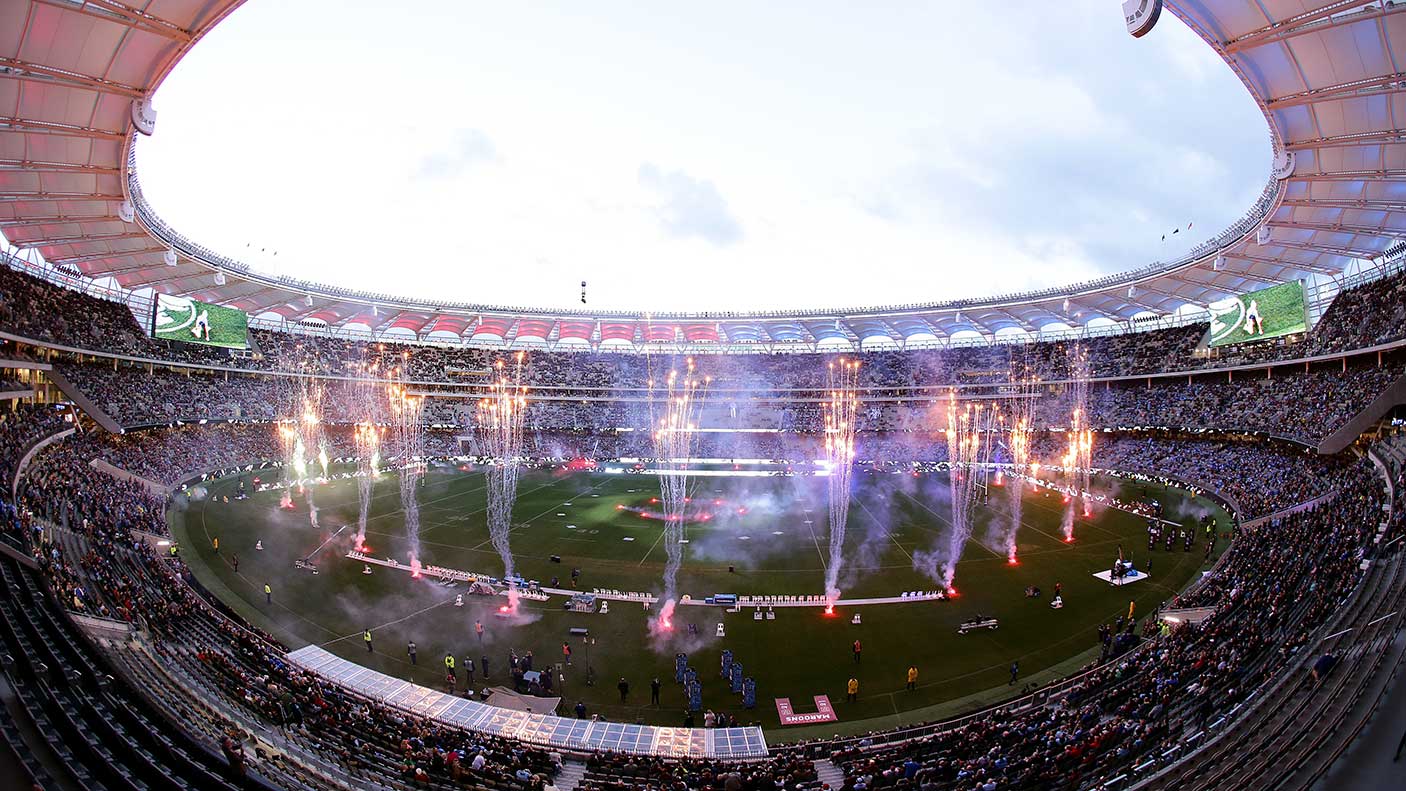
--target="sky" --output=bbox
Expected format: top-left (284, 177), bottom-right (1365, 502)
top-left (132, 0), bottom-right (1271, 313)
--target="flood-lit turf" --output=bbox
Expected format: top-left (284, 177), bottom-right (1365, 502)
top-left (169, 464), bottom-right (1224, 734)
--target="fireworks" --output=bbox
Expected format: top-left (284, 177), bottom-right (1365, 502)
top-left (276, 372), bottom-right (324, 524)
top-left (276, 418), bottom-right (298, 509)
top-left (1061, 345), bottom-right (1095, 541)
top-left (388, 363), bottom-right (425, 576)
top-left (352, 359), bottom-right (385, 553)
top-left (914, 390), bottom-right (995, 590)
top-left (1001, 349), bottom-right (1040, 563)
top-left (477, 352), bottom-right (529, 613)
top-left (822, 358), bottom-right (861, 605)
top-left (650, 358), bottom-right (708, 632)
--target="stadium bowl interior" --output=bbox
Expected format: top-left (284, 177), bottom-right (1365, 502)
top-left (1, 2), bottom-right (1406, 790)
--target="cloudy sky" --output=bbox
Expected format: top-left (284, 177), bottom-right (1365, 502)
top-left (134, 0), bottom-right (1270, 312)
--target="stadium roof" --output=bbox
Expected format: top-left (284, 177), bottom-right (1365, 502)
top-left (2, 0), bottom-right (1404, 347)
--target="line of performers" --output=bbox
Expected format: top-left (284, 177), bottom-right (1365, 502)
top-left (1147, 515), bottom-right (1218, 554)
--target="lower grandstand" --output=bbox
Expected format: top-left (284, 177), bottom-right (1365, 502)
top-left (3, 347), bottom-right (1405, 788)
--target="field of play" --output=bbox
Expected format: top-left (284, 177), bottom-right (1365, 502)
top-left (169, 463), bottom-right (1225, 735)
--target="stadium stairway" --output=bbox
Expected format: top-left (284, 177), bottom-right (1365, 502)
top-left (814, 758), bottom-right (844, 789)
top-left (42, 366), bottom-right (122, 434)
top-left (1318, 369), bottom-right (1406, 454)
top-left (554, 759), bottom-right (587, 790)
top-left (0, 553), bottom-right (284, 791)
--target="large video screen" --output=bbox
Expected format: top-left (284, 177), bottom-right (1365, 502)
top-left (151, 294), bottom-right (249, 349)
top-left (1205, 280), bottom-right (1307, 348)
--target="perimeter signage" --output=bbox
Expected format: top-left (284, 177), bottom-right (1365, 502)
top-left (774, 695), bottom-right (837, 725)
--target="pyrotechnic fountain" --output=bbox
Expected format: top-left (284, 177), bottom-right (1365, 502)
top-left (650, 359), bottom-right (708, 632)
top-left (299, 379), bottom-right (325, 527)
top-left (276, 417), bottom-right (298, 509)
top-left (1001, 350), bottom-right (1040, 563)
top-left (274, 373), bottom-right (325, 523)
top-left (822, 358), bottom-right (861, 609)
top-left (914, 390), bottom-right (993, 591)
top-left (352, 361), bottom-right (385, 553)
top-left (477, 352), bottom-right (529, 613)
top-left (387, 366), bottom-right (425, 576)
top-left (1061, 345), bottom-right (1095, 541)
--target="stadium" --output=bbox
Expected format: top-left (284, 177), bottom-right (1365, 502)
top-left (0, 1), bottom-right (1405, 790)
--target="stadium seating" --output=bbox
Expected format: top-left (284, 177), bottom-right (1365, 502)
top-left (2, 256), bottom-right (1406, 790)
top-left (6, 260), bottom-right (1406, 387)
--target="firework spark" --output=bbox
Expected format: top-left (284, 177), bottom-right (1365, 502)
top-left (650, 359), bottom-right (708, 632)
top-left (1061, 345), bottom-right (1094, 541)
top-left (388, 361), bottom-right (425, 576)
top-left (477, 352), bottom-right (529, 613)
top-left (822, 358), bottom-right (860, 605)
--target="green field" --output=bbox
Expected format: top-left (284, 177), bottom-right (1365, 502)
top-left (168, 465), bottom-right (1224, 737)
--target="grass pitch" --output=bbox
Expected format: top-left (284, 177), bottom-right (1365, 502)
top-left (169, 466), bottom-right (1223, 735)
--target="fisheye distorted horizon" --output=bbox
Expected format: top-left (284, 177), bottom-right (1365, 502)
top-left (135, 0), bottom-right (1269, 313)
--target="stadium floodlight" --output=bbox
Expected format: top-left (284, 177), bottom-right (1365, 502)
top-left (163, 249), bottom-right (177, 267)
top-left (214, 269), bottom-right (226, 286)
top-left (304, 293), bottom-right (314, 307)
top-left (1127, 285), bottom-right (1138, 298)
top-left (1122, 0), bottom-right (1162, 38)
top-left (1214, 255), bottom-right (1225, 271)
top-left (130, 97), bottom-right (158, 136)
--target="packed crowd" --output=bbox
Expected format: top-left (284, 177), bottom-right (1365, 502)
top-left (0, 403), bottom-right (71, 490)
top-left (51, 353), bottom-right (1403, 448)
top-left (19, 438), bottom-right (169, 535)
top-left (6, 256), bottom-right (1406, 790)
top-left (1070, 363), bottom-right (1403, 443)
top-left (0, 371), bottom-right (28, 392)
top-left (1088, 435), bottom-right (1347, 518)
top-left (14, 417), bottom-right (1345, 525)
top-left (0, 387), bottom-right (1394, 790)
top-left (826, 462), bottom-right (1385, 790)
top-left (6, 260), bottom-right (1406, 392)
top-left (581, 750), bottom-right (819, 791)
top-left (12, 437), bottom-right (571, 789)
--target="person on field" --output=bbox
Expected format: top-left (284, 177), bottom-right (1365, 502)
top-left (906, 666), bottom-right (918, 691)
top-left (846, 677), bottom-right (859, 702)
